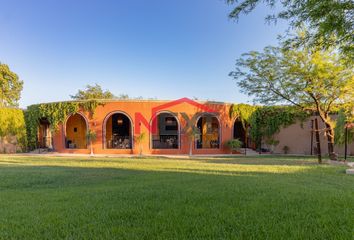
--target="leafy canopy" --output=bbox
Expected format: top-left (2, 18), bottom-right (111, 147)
top-left (226, 0), bottom-right (354, 59)
top-left (229, 103), bottom-right (258, 129)
top-left (230, 39), bottom-right (354, 154)
top-left (71, 84), bottom-right (116, 100)
top-left (0, 63), bottom-right (23, 107)
top-left (230, 44), bottom-right (354, 114)
top-left (334, 110), bottom-right (354, 145)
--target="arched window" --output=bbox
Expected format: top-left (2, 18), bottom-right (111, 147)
top-left (65, 113), bottom-right (88, 149)
top-left (104, 112), bottom-right (133, 149)
top-left (151, 112), bottom-right (179, 149)
top-left (196, 114), bottom-right (220, 149)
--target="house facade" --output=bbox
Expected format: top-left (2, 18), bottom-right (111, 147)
top-left (38, 99), bottom-right (354, 156)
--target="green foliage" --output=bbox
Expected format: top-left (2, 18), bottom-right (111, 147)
top-left (265, 138), bottom-right (279, 147)
top-left (229, 104), bottom-right (309, 148)
top-left (186, 127), bottom-right (201, 141)
top-left (334, 110), bottom-right (354, 145)
top-left (86, 129), bottom-right (97, 142)
top-left (229, 103), bottom-right (258, 129)
top-left (248, 106), bottom-right (309, 146)
top-left (71, 84), bottom-right (116, 100)
top-left (134, 132), bottom-right (146, 144)
top-left (0, 63), bottom-right (23, 107)
top-left (230, 39), bottom-right (354, 154)
top-left (265, 138), bottom-right (280, 153)
top-left (25, 100), bottom-right (103, 149)
top-left (225, 139), bottom-right (243, 151)
top-left (226, 0), bottom-right (354, 59)
top-left (230, 44), bottom-right (353, 110)
top-left (117, 94), bottom-right (130, 100)
top-left (134, 132), bottom-right (146, 155)
top-left (0, 108), bottom-right (27, 150)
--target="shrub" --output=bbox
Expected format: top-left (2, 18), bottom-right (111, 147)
top-left (283, 145), bottom-right (290, 154)
top-left (225, 139), bottom-right (243, 153)
top-left (0, 108), bottom-right (27, 152)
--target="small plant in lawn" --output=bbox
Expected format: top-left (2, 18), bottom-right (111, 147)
top-left (186, 128), bottom-right (200, 156)
top-left (225, 139), bottom-right (243, 154)
top-left (134, 133), bottom-right (146, 156)
top-left (86, 129), bottom-right (97, 156)
top-left (266, 138), bottom-right (279, 153)
top-left (283, 145), bottom-right (290, 154)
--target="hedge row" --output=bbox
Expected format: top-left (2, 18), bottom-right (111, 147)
top-left (0, 107), bottom-right (27, 152)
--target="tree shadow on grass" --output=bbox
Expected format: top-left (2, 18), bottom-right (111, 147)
top-left (0, 161), bottom-right (341, 192)
top-left (0, 162), bottom-right (352, 239)
top-left (192, 158), bottom-right (320, 166)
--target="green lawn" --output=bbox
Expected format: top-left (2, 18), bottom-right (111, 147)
top-left (0, 155), bottom-right (353, 239)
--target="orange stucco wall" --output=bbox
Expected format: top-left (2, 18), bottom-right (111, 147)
top-left (52, 100), bottom-right (233, 155)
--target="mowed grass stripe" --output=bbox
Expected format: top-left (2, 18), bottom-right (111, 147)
top-left (0, 155), bottom-right (353, 239)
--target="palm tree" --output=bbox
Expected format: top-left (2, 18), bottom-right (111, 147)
top-left (134, 132), bottom-right (146, 156)
top-left (86, 129), bottom-right (97, 157)
top-left (186, 127), bottom-right (200, 156)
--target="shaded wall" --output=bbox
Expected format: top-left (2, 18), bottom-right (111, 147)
top-left (272, 117), bottom-right (354, 156)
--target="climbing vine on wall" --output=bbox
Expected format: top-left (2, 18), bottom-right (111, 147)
top-left (0, 108), bottom-right (27, 151)
top-left (229, 103), bottom-right (258, 129)
top-left (248, 106), bottom-right (309, 145)
top-left (334, 109), bottom-right (354, 145)
top-left (230, 104), bottom-right (310, 146)
top-left (24, 100), bottom-right (104, 149)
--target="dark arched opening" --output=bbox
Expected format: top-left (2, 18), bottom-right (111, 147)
top-left (38, 118), bottom-right (52, 148)
top-left (105, 113), bottom-right (132, 149)
top-left (233, 120), bottom-right (246, 148)
top-left (151, 112), bottom-right (179, 149)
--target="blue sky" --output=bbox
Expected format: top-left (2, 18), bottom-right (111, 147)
top-left (0, 0), bottom-right (288, 108)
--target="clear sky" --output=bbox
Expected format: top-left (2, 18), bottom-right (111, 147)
top-left (0, 0), bottom-right (288, 108)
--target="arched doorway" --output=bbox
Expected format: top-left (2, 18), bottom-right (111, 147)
top-left (38, 118), bottom-right (52, 148)
top-left (151, 112), bottom-right (179, 149)
top-left (65, 113), bottom-right (88, 149)
top-left (196, 114), bottom-right (220, 149)
top-left (233, 119), bottom-right (246, 148)
top-left (104, 112), bottom-right (133, 149)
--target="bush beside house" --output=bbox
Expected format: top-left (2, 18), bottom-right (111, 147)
top-left (0, 108), bottom-right (27, 153)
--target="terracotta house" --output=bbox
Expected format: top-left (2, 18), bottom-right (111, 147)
top-left (37, 98), bottom-right (354, 156)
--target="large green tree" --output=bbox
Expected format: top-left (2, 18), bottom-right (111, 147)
top-left (0, 63), bottom-right (23, 107)
top-left (230, 43), bottom-right (354, 158)
top-left (226, 0), bottom-right (354, 58)
top-left (70, 84), bottom-right (116, 100)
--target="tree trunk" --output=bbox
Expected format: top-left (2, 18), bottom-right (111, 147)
top-left (325, 123), bottom-right (337, 160)
top-left (314, 118), bottom-right (322, 164)
top-left (316, 108), bottom-right (337, 160)
top-left (139, 144), bottom-right (143, 156)
top-left (189, 139), bottom-right (192, 156)
top-left (90, 140), bottom-right (94, 156)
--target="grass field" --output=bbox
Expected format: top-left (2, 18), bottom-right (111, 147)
top-left (0, 155), bottom-right (353, 239)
